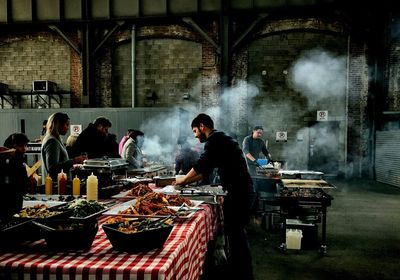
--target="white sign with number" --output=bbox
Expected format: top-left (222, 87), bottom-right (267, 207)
top-left (317, 110), bottom-right (328, 121)
top-left (70, 124), bottom-right (82, 136)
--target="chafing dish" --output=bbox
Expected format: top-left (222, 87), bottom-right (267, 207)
top-left (82, 157), bottom-right (128, 173)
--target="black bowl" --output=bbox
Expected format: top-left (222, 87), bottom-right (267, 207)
top-left (0, 220), bottom-right (41, 248)
top-left (102, 220), bottom-right (173, 253)
top-left (40, 219), bottom-right (98, 251)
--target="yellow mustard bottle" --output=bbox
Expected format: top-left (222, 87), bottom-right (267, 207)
top-left (86, 172), bottom-right (98, 201)
top-left (45, 174), bottom-right (53, 195)
top-left (72, 175), bottom-right (81, 196)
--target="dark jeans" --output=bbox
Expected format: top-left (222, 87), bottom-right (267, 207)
top-left (223, 192), bottom-right (256, 280)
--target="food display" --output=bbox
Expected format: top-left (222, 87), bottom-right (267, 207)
top-left (165, 194), bottom-right (193, 206)
top-left (67, 198), bottom-right (106, 218)
top-left (119, 202), bottom-right (176, 216)
top-left (114, 218), bottom-right (173, 234)
top-left (14, 205), bottom-right (64, 219)
top-left (117, 192), bottom-right (194, 216)
top-left (104, 216), bottom-right (129, 225)
top-left (102, 218), bottom-right (174, 252)
top-left (24, 195), bottom-right (75, 202)
top-left (280, 187), bottom-right (327, 198)
top-left (126, 183), bottom-right (154, 197)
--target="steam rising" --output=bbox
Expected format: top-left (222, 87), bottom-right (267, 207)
top-left (139, 48), bottom-right (347, 174)
top-left (139, 78), bottom-right (256, 164)
top-left (288, 49), bottom-right (346, 105)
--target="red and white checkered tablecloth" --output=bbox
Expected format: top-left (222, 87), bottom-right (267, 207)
top-left (0, 204), bottom-right (218, 280)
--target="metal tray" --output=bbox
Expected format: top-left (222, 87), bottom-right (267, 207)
top-left (83, 157), bottom-right (128, 169)
top-left (103, 199), bottom-right (203, 219)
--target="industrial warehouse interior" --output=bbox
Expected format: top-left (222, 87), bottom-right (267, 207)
top-left (0, 0), bottom-right (400, 280)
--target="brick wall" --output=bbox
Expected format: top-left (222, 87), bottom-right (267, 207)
top-left (0, 32), bottom-right (71, 108)
top-left (245, 30), bottom-right (347, 170)
top-left (112, 38), bottom-right (202, 107)
top-left (347, 40), bottom-right (369, 177)
top-left (108, 23), bottom-right (217, 108)
top-left (387, 39), bottom-right (400, 111)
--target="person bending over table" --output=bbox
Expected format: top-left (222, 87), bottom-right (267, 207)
top-left (174, 113), bottom-right (255, 280)
top-left (0, 133), bottom-right (30, 222)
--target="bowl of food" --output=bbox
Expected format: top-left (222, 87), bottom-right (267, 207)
top-left (14, 204), bottom-right (72, 220)
top-left (36, 219), bottom-right (98, 250)
top-left (0, 219), bottom-right (41, 248)
top-left (102, 217), bottom-right (173, 252)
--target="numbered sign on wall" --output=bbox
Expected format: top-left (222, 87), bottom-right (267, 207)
top-left (276, 131), bottom-right (287, 142)
top-left (317, 110), bottom-right (328, 121)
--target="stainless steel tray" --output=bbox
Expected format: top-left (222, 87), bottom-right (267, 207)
top-left (83, 158), bottom-right (128, 169)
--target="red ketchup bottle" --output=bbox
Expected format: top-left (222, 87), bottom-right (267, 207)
top-left (58, 174), bottom-right (67, 195)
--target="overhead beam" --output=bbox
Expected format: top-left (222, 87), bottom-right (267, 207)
top-left (231, 13), bottom-right (268, 51)
top-left (48, 25), bottom-right (81, 56)
top-left (93, 21), bottom-right (125, 55)
top-left (183, 17), bottom-right (221, 54)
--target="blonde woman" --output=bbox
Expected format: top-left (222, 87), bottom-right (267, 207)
top-left (41, 112), bottom-right (86, 180)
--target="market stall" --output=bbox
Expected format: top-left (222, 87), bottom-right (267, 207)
top-left (0, 202), bottom-right (219, 280)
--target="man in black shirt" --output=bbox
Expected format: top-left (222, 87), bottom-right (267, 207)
top-left (73, 116), bottom-right (112, 159)
top-left (175, 113), bottom-right (255, 280)
top-left (242, 126), bottom-right (272, 176)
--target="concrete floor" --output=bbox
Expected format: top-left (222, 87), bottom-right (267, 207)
top-left (249, 178), bottom-right (400, 280)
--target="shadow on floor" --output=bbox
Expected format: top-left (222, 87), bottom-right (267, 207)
top-left (248, 178), bottom-right (400, 280)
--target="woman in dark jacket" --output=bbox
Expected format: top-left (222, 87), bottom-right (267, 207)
top-left (0, 133), bottom-right (30, 221)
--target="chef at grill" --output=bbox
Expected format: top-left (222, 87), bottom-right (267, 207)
top-left (242, 126), bottom-right (272, 176)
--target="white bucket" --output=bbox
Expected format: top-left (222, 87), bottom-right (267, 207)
top-left (286, 229), bottom-right (303, 250)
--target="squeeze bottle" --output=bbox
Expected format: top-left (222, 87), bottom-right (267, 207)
top-left (45, 174), bottom-right (53, 195)
top-left (86, 172), bottom-right (98, 201)
top-left (57, 169), bottom-right (67, 195)
top-left (72, 175), bottom-right (81, 196)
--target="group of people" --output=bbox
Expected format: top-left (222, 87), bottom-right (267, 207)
top-left (0, 110), bottom-right (271, 280)
top-left (0, 112), bottom-right (148, 223)
top-left (40, 113), bottom-right (148, 181)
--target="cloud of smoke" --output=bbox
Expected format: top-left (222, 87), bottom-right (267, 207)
top-left (288, 48), bottom-right (346, 106)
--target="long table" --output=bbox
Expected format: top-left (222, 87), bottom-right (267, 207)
top-left (0, 204), bottom-right (218, 280)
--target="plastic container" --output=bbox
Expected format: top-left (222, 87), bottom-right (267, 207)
top-left (86, 173), bottom-right (98, 201)
top-left (57, 170), bottom-right (67, 195)
top-left (256, 159), bottom-right (268, 166)
top-left (286, 229), bottom-right (303, 250)
top-left (72, 175), bottom-right (81, 196)
top-left (45, 174), bottom-right (53, 195)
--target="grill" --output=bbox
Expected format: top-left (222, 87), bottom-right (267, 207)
top-left (277, 183), bottom-right (333, 254)
top-left (261, 171), bottom-right (334, 254)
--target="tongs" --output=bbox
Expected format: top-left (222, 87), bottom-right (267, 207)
top-left (140, 215), bottom-right (173, 230)
top-left (31, 220), bottom-right (56, 231)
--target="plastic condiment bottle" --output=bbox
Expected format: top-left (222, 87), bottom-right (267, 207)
top-left (86, 172), bottom-right (98, 201)
top-left (45, 174), bottom-right (53, 195)
top-left (57, 169), bottom-right (67, 195)
top-left (72, 175), bottom-right (81, 196)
